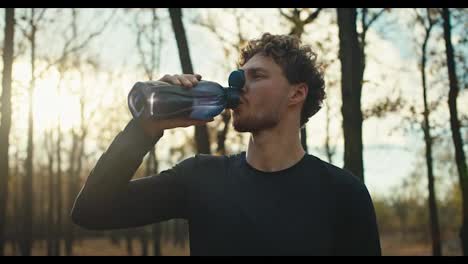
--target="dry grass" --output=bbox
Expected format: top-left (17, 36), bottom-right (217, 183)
top-left (4, 234), bottom-right (462, 256)
top-left (4, 238), bottom-right (190, 256)
top-left (380, 233), bottom-right (462, 256)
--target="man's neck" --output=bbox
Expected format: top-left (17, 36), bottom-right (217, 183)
top-left (246, 123), bottom-right (305, 172)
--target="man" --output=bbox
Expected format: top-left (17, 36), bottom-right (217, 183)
top-left (71, 33), bottom-right (381, 256)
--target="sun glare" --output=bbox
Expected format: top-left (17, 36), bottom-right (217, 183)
top-left (14, 60), bottom-right (83, 134)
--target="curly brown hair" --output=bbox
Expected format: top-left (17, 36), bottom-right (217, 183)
top-left (238, 32), bottom-right (326, 127)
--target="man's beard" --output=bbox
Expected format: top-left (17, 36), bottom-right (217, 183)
top-left (233, 109), bottom-right (280, 133)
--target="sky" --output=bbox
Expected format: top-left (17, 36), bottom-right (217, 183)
top-left (3, 8), bottom-right (467, 200)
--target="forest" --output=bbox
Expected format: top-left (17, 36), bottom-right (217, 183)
top-left (0, 8), bottom-right (467, 256)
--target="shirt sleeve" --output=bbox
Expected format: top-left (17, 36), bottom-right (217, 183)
top-left (70, 118), bottom-right (195, 230)
top-left (333, 181), bottom-right (382, 256)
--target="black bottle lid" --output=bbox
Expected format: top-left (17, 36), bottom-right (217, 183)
top-left (228, 69), bottom-right (245, 89)
top-left (225, 69), bottom-right (245, 109)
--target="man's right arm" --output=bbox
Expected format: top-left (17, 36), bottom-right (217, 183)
top-left (70, 118), bottom-right (194, 230)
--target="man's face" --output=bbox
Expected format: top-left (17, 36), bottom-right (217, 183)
top-left (232, 54), bottom-right (291, 133)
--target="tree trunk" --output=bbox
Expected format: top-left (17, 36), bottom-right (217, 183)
top-left (152, 224), bottom-right (162, 256)
top-left (300, 129), bottom-right (308, 154)
top-left (0, 8), bottom-right (15, 256)
top-left (139, 149), bottom-right (157, 256)
top-left (21, 9), bottom-right (37, 256)
top-left (65, 130), bottom-right (85, 256)
top-left (216, 110), bottom-right (231, 155)
top-left (54, 80), bottom-right (63, 256)
top-left (38, 169), bottom-right (45, 247)
top-left (140, 230), bottom-right (148, 256)
top-left (12, 151), bottom-right (20, 255)
top-left (169, 8), bottom-right (211, 154)
top-left (337, 8), bottom-right (364, 182)
top-left (442, 7), bottom-right (468, 256)
top-left (324, 99), bottom-right (334, 163)
top-left (146, 149), bottom-right (162, 256)
top-left (169, 8), bottom-right (204, 248)
top-left (65, 131), bottom-right (78, 256)
top-left (126, 232), bottom-right (133, 256)
top-left (281, 8), bottom-right (322, 154)
top-left (45, 130), bottom-right (56, 256)
top-left (421, 26), bottom-right (442, 256)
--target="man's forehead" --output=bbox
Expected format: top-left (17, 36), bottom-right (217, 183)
top-left (241, 66), bottom-right (268, 73)
top-left (241, 54), bottom-right (277, 73)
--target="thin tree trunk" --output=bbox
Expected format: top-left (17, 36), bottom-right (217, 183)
top-left (138, 149), bottom-right (157, 256)
top-left (65, 131), bottom-right (78, 256)
top-left (337, 8), bottom-right (364, 181)
top-left (169, 8), bottom-right (211, 154)
top-left (442, 7), bottom-right (468, 256)
top-left (152, 224), bottom-right (161, 256)
top-left (40, 166), bottom-right (48, 247)
top-left (143, 148), bottom-right (162, 256)
top-left (126, 232), bottom-right (133, 256)
top-left (45, 130), bottom-right (55, 256)
top-left (280, 8), bottom-right (323, 153)
top-left (151, 149), bottom-right (162, 256)
top-left (21, 8), bottom-right (37, 256)
top-left (65, 129), bottom-right (85, 256)
top-left (169, 8), bottom-right (205, 247)
top-left (324, 99), bottom-right (334, 163)
top-left (12, 150), bottom-right (20, 255)
top-left (216, 110), bottom-right (231, 155)
top-left (420, 22), bottom-right (442, 256)
top-left (140, 230), bottom-right (148, 256)
top-left (55, 75), bottom-right (63, 256)
top-left (0, 8), bottom-right (15, 256)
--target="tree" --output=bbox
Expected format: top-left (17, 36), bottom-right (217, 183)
top-left (64, 58), bottom-right (101, 256)
top-left (133, 8), bottom-right (163, 256)
top-left (336, 8), bottom-right (385, 182)
top-left (11, 146), bottom-right (21, 255)
top-left (168, 7), bottom-right (208, 250)
top-left (279, 8), bottom-right (322, 153)
top-left (17, 8), bottom-right (47, 256)
top-left (415, 8), bottom-right (442, 256)
top-left (169, 8), bottom-right (211, 155)
top-left (192, 8), bottom-right (256, 155)
top-left (442, 7), bottom-right (468, 255)
top-left (56, 9), bottom-right (115, 256)
top-left (19, 8), bottom-right (115, 256)
top-left (44, 127), bottom-right (55, 255)
top-left (336, 8), bottom-right (365, 181)
top-left (0, 8), bottom-right (15, 256)
top-left (323, 97), bottom-right (336, 163)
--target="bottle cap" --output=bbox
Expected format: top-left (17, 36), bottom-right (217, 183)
top-left (228, 69), bottom-right (245, 89)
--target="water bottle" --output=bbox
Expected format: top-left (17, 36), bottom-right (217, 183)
top-left (128, 70), bottom-right (245, 121)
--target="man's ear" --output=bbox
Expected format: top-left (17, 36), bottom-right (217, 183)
top-left (289, 83), bottom-right (308, 107)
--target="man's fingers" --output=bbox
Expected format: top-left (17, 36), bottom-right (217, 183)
top-left (168, 75), bottom-right (182, 86)
top-left (182, 74), bottom-right (201, 85)
top-left (159, 73), bottom-right (202, 87)
top-left (176, 75), bottom-right (194, 88)
top-left (189, 76), bottom-right (199, 85)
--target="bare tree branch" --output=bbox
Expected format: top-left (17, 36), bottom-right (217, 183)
top-left (366, 8), bottom-right (385, 28)
top-left (304, 8), bottom-right (323, 24)
top-left (36, 9), bottom-right (117, 79)
top-left (279, 8), bottom-right (294, 22)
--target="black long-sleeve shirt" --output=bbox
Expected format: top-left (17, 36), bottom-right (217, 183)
top-left (71, 119), bottom-right (382, 256)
